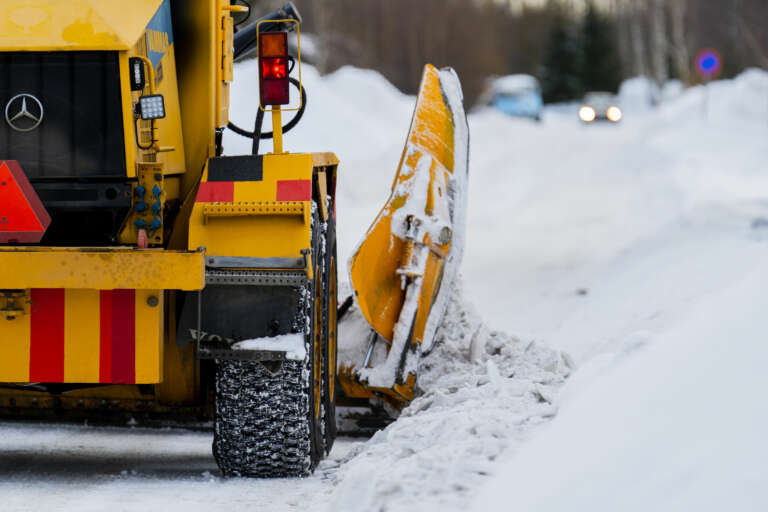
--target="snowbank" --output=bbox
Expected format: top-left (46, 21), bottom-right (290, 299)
top-left (330, 283), bottom-right (571, 511)
top-left (660, 79), bottom-right (684, 102)
top-left (467, 68), bottom-right (768, 511)
top-left (464, 68), bottom-right (768, 357)
top-left (474, 244), bottom-right (768, 511)
top-left (656, 68), bottom-right (768, 126)
top-left (618, 76), bottom-right (660, 112)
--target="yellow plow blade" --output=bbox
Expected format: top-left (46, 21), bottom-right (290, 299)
top-left (342, 64), bottom-right (469, 404)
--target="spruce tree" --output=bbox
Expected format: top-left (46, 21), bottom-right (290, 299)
top-left (540, 15), bottom-right (582, 103)
top-left (580, 3), bottom-right (622, 93)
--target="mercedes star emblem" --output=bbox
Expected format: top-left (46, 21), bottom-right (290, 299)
top-left (5, 93), bottom-right (44, 132)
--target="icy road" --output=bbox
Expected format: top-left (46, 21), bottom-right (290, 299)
top-left (0, 422), bottom-right (359, 511)
top-left (3, 66), bottom-right (768, 511)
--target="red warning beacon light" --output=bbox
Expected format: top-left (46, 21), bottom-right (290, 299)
top-left (259, 31), bottom-right (290, 106)
top-left (0, 160), bottom-right (51, 244)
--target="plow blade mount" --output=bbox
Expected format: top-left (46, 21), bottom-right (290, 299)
top-left (343, 64), bottom-right (469, 404)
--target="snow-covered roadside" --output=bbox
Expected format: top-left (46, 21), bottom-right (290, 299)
top-left (473, 225), bottom-right (768, 511)
top-left (466, 70), bottom-right (768, 510)
top-left (464, 69), bottom-right (768, 361)
top-left (0, 422), bottom-right (358, 512)
top-left (329, 284), bottom-right (570, 511)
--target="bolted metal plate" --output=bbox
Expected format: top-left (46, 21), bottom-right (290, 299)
top-left (205, 255), bottom-right (305, 269)
top-left (205, 270), bottom-right (307, 286)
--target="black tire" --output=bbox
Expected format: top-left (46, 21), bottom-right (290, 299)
top-left (212, 205), bottom-right (324, 477)
top-left (321, 211), bottom-right (338, 453)
top-left (309, 205), bottom-right (325, 464)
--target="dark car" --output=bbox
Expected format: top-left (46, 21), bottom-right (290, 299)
top-left (579, 92), bottom-right (622, 123)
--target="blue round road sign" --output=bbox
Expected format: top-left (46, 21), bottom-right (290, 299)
top-left (695, 48), bottom-right (722, 79)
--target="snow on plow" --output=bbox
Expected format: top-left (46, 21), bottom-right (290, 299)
top-left (339, 64), bottom-right (470, 405)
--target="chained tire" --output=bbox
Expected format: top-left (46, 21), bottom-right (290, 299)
top-left (321, 210), bottom-right (338, 453)
top-left (213, 204), bottom-right (324, 477)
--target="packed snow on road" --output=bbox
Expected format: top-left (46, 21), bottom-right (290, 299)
top-left (3, 64), bottom-right (768, 511)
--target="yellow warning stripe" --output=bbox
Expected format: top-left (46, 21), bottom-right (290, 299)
top-left (64, 289), bottom-right (101, 383)
top-left (0, 304), bottom-right (30, 383)
top-left (0, 289), bottom-right (164, 384)
top-left (134, 290), bottom-right (163, 383)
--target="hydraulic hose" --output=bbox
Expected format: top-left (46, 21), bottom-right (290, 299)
top-left (233, 2), bottom-right (302, 61)
top-left (227, 77), bottom-right (307, 155)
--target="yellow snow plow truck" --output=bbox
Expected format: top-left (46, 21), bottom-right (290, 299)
top-left (0, 0), bottom-right (468, 476)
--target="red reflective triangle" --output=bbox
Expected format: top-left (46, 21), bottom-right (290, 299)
top-left (0, 160), bottom-right (51, 243)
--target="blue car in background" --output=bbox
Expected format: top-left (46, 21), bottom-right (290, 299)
top-left (478, 75), bottom-right (543, 121)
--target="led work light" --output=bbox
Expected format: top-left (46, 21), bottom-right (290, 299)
top-left (129, 57), bottom-right (146, 92)
top-left (137, 94), bottom-right (166, 120)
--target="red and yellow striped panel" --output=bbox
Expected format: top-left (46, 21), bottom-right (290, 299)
top-left (0, 289), bottom-right (163, 384)
top-left (188, 153), bottom-right (315, 261)
top-left (194, 179), bottom-right (311, 203)
top-left (275, 180), bottom-right (311, 201)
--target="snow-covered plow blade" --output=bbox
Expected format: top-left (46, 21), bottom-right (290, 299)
top-left (340, 64), bottom-right (469, 405)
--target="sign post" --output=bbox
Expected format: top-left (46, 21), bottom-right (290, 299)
top-left (695, 48), bottom-right (722, 121)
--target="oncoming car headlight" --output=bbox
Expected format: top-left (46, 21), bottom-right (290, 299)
top-left (579, 106), bottom-right (596, 123)
top-left (606, 106), bottom-right (622, 122)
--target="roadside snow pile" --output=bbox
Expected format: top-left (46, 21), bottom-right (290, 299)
top-left (473, 250), bottom-right (768, 512)
top-left (618, 76), bottom-right (659, 112)
top-left (330, 282), bottom-right (571, 511)
top-left (660, 79), bottom-right (684, 102)
top-left (657, 68), bottom-right (768, 126)
top-left (466, 69), bottom-right (768, 511)
top-left (464, 68), bottom-right (768, 349)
